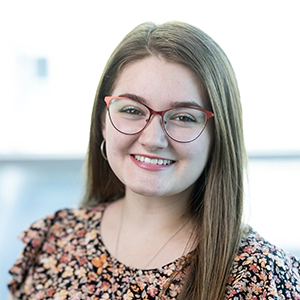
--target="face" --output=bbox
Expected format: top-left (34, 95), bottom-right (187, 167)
top-left (102, 56), bottom-right (214, 200)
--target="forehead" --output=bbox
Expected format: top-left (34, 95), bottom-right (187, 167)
top-left (112, 56), bottom-right (209, 109)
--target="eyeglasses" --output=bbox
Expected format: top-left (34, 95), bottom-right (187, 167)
top-left (104, 96), bottom-right (214, 143)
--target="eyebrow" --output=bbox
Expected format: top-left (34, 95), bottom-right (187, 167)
top-left (118, 93), bottom-right (148, 104)
top-left (118, 93), bottom-right (204, 109)
top-left (171, 101), bottom-right (203, 109)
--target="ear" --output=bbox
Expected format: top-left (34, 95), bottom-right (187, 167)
top-left (101, 112), bottom-right (106, 140)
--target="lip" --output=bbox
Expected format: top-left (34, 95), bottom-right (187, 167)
top-left (130, 154), bottom-right (175, 171)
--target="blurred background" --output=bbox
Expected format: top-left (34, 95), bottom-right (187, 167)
top-left (0, 0), bottom-right (299, 297)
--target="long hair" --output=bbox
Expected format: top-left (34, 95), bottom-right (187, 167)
top-left (82, 21), bottom-right (247, 300)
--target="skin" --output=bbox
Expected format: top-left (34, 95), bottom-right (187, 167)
top-left (101, 56), bottom-right (214, 268)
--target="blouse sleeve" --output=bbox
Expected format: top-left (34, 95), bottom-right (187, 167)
top-left (227, 242), bottom-right (300, 299)
top-left (7, 213), bottom-right (55, 296)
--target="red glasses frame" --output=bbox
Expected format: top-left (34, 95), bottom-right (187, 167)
top-left (104, 96), bottom-right (214, 143)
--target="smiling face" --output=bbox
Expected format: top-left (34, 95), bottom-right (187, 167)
top-left (102, 56), bottom-right (214, 201)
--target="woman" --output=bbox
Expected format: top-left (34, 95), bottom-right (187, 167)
top-left (8, 21), bottom-right (300, 299)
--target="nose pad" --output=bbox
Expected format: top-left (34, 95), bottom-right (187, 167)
top-left (144, 114), bottom-right (165, 133)
top-left (138, 115), bottom-right (169, 149)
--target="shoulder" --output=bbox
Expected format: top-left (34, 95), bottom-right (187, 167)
top-left (18, 204), bottom-right (107, 246)
top-left (8, 205), bottom-right (107, 296)
top-left (226, 226), bottom-right (300, 299)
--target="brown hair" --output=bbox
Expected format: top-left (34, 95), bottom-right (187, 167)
top-left (82, 21), bottom-right (247, 299)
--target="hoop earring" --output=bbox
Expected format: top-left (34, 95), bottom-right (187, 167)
top-left (100, 140), bottom-right (108, 160)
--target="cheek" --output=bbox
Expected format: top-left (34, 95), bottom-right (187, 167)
top-left (197, 124), bottom-right (214, 160)
top-left (186, 135), bottom-right (213, 171)
top-left (105, 125), bottom-right (134, 158)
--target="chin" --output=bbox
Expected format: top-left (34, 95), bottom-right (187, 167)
top-left (130, 187), bottom-right (170, 198)
top-left (136, 190), bottom-right (165, 198)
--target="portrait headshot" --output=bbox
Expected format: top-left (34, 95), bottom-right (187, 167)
top-left (1, 1), bottom-right (299, 299)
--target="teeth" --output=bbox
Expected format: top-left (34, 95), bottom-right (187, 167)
top-left (134, 155), bottom-right (173, 165)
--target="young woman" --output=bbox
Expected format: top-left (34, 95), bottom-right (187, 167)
top-left (8, 21), bottom-right (300, 300)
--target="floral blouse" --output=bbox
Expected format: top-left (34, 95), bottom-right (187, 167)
top-left (8, 205), bottom-right (300, 299)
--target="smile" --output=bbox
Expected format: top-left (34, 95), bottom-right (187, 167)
top-left (133, 155), bottom-right (174, 165)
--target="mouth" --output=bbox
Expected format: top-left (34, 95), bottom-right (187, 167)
top-left (132, 155), bottom-right (175, 166)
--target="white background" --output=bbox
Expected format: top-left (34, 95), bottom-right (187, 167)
top-left (0, 0), bottom-right (299, 157)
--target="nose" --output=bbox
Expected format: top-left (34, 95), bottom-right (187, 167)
top-left (138, 115), bottom-right (169, 150)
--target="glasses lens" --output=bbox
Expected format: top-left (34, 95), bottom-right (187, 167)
top-left (107, 98), bottom-right (208, 142)
top-left (164, 108), bottom-right (207, 142)
top-left (108, 98), bottom-right (150, 134)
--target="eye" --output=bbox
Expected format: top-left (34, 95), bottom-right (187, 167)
top-left (173, 114), bottom-right (196, 123)
top-left (119, 106), bottom-right (144, 115)
top-left (167, 108), bottom-right (206, 127)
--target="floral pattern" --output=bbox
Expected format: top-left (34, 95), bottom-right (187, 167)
top-left (226, 225), bottom-right (300, 299)
top-left (8, 205), bottom-right (300, 299)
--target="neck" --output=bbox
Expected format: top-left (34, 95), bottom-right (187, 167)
top-left (101, 188), bottom-right (196, 269)
top-left (122, 188), bottom-right (192, 230)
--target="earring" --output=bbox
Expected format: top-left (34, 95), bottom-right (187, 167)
top-left (100, 140), bottom-right (108, 160)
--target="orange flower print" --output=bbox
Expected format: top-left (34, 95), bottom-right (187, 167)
top-left (249, 282), bottom-right (262, 295)
top-left (41, 256), bottom-right (57, 269)
top-left (77, 229), bottom-right (86, 238)
top-left (61, 266), bottom-right (74, 278)
top-left (169, 283), bottom-right (180, 297)
top-left (163, 267), bottom-right (174, 276)
top-left (92, 254), bottom-right (108, 275)
top-left (64, 243), bottom-right (75, 252)
top-left (286, 282), bottom-right (294, 290)
top-left (249, 264), bottom-right (259, 273)
top-left (54, 263), bottom-right (64, 275)
top-left (147, 284), bottom-right (159, 297)
top-left (31, 238), bottom-right (42, 249)
top-left (259, 257), bottom-right (267, 268)
top-left (32, 218), bottom-right (47, 229)
top-left (82, 284), bottom-right (96, 294)
top-left (43, 242), bottom-right (56, 254)
top-left (56, 238), bottom-right (68, 248)
top-left (74, 222), bottom-right (84, 231)
top-left (46, 288), bottom-right (55, 297)
top-left (44, 278), bottom-right (53, 289)
top-left (85, 229), bottom-right (98, 244)
top-left (244, 245), bottom-right (255, 254)
top-left (60, 253), bottom-right (71, 263)
top-left (79, 256), bottom-right (88, 265)
top-left (53, 289), bottom-right (68, 300)
top-left (157, 275), bottom-right (168, 288)
top-left (136, 278), bottom-right (146, 291)
top-left (73, 247), bottom-right (85, 259)
top-left (75, 266), bottom-right (87, 279)
top-left (51, 222), bottom-right (61, 233)
top-left (87, 247), bottom-right (96, 256)
top-left (7, 207), bottom-right (300, 300)
top-left (131, 284), bottom-right (139, 293)
top-left (23, 277), bottom-right (33, 294)
top-left (88, 271), bottom-right (98, 282)
top-left (243, 256), bottom-right (255, 265)
top-left (26, 229), bottom-right (40, 239)
top-left (100, 281), bottom-right (111, 291)
top-left (124, 289), bottom-right (134, 300)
